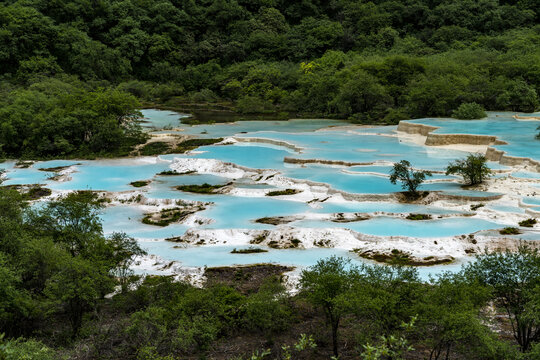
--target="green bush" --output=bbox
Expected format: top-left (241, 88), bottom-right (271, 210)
top-left (499, 227), bottom-right (521, 235)
top-left (0, 336), bottom-right (56, 360)
top-left (139, 142), bottom-right (171, 156)
top-left (266, 189), bottom-right (300, 196)
top-left (406, 213), bottom-right (432, 220)
top-left (130, 180), bottom-right (150, 188)
top-left (452, 102), bottom-right (487, 119)
top-left (176, 183), bottom-right (228, 194)
top-left (518, 218), bottom-right (537, 227)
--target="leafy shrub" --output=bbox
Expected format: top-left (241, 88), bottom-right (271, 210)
top-left (176, 183), bottom-right (228, 194)
top-left (0, 335), bottom-right (56, 360)
top-left (130, 181), bottom-right (150, 188)
top-left (266, 189), bottom-right (300, 196)
top-left (406, 213), bottom-right (432, 220)
top-left (470, 204), bottom-right (485, 211)
top-left (171, 138), bottom-right (223, 153)
top-left (140, 142), bottom-right (171, 156)
top-left (452, 102), bottom-right (487, 119)
top-left (519, 218), bottom-right (537, 227)
top-left (231, 247), bottom-right (268, 254)
top-left (499, 227), bottom-right (521, 235)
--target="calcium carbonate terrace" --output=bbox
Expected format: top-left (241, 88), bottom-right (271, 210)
top-left (1, 109), bottom-right (539, 280)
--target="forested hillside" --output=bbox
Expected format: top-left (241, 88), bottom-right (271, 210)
top-left (1, 0), bottom-right (539, 143)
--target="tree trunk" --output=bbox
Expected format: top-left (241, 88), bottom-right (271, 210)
top-left (331, 315), bottom-right (340, 357)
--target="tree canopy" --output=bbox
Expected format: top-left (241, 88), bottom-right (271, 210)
top-left (0, 0), bottom-right (538, 137)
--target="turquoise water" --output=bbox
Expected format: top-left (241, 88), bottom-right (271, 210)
top-left (315, 201), bottom-right (458, 215)
top-left (523, 197), bottom-right (540, 206)
top-left (6, 109), bottom-right (540, 275)
top-left (294, 217), bottom-right (501, 238)
top-left (179, 119), bottom-right (346, 138)
top-left (513, 172), bottom-right (540, 179)
top-left (487, 205), bottom-right (526, 214)
top-left (410, 113), bottom-right (540, 161)
top-left (133, 242), bottom-right (465, 281)
top-left (101, 205), bottom-right (189, 239)
top-left (199, 197), bottom-right (310, 230)
top-left (140, 109), bottom-right (190, 129)
top-left (239, 131), bottom-right (468, 171)
top-left (54, 159), bottom-right (170, 192)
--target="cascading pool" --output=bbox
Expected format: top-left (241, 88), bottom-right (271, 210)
top-left (2, 110), bottom-right (539, 277)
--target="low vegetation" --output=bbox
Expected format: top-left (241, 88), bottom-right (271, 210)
top-left (231, 247), bottom-right (269, 254)
top-left (142, 207), bottom-right (201, 227)
top-left (14, 161), bottom-right (33, 168)
top-left (22, 186), bottom-right (52, 200)
top-left (446, 153), bottom-right (492, 185)
top-left (157, 170), bottom-right (195, 176)
top-left (266, 189), bottom-right (301, 196)
top-left (499, 227), bottom-right (522, 235)
top-left (139, 141), bottom-right (171, 156)
top-left (37, 165), bottom-right (75, 172)
top-left (471, 203), bottom-right (485, 211)
top-left (176, 183), bottom-right (229, 194)
top-left (519, 218), bottom-right (537, 227)
top-left (406, 213), bottom-right (432, 220)
top-left (129, 180), bottom-right (150, 188)
top-left (255, 216), bottom-right (295, 225)
top-left (356, 249), bottom-right (452, 266)
top-left (170, 138), bottom-right (223, 153)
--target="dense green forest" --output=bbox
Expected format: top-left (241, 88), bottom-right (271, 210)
top-left (1, 186), bottom-right (540, 359)
top-left (1, 0), bottom-right (540, 157)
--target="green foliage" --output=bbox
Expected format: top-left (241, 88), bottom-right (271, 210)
top-left (0, 79), bottom-right (146, 158)
top-left (171, 138), bottom-right (223, 153)
top-left (0, 334), bottom-right (56, 360)
top-left (176, 183), bottom-right (228, 194)
top-left (389, 160), bottom-right (432, 196)
top-left (452, 102), bottom-right (487, 119)
top-left (463, 246), bottom-right (540, 352)
top-left (139, 142), bottom-right (171, 156)
top-left (141, 207), bottom-right (197, 227)
top-left (0, 188), bottom-right (144, 338)
top-left (243, 278), bottom-right (291, 335)
top-left (406, 213), bottom-right (432, 220)
top-left (361, 316), bottom-right (416, 360)
top-left (446, 153), bottom-right (492, 185)
top-left (499, 227), bottom-right (522, 235)
top-left (418, 273), bottom-right (496, 359)
top-left (265, 189), bottom-right (300, 196)
top-left (130, 181), bottom-right (150, 188)
top-left (519, 218), bottom-right (537, 227)
top-left (299, 256), bottom-right (359, 356)
top-left (0, 0), bottom-right (539, 128)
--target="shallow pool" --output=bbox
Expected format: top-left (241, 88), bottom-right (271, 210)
top-left (8, 109), bottom-right (539, 277)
